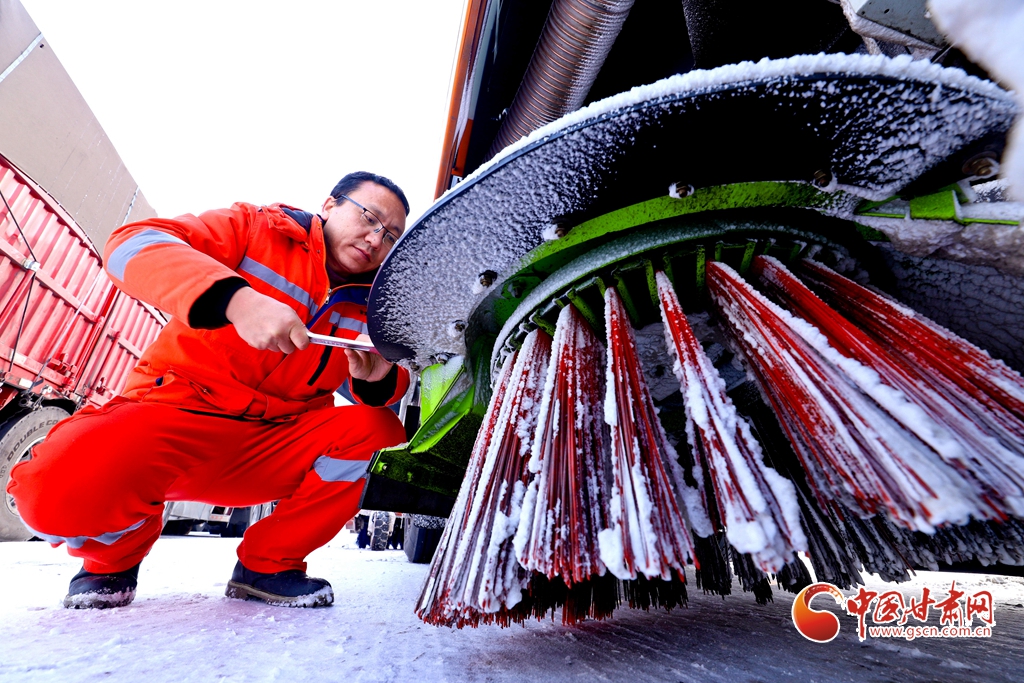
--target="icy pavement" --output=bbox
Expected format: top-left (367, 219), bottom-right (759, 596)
top-left (1, 532), bottom-right (1023, 683)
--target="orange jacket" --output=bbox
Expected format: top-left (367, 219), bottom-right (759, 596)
top-left (103, 202), bottom-right (409, 420)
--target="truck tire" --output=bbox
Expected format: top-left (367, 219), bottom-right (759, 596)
top-left (369, 510), bottom-right (391, 551)
top-left (222, 505), bottom-right (264, 538)
top-left (404, 514), bottom-right (446, 564)
top-left (0, 406), bottom-right (69, 541)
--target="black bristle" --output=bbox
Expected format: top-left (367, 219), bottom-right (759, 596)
top-left (508, 572), bottom-right (623, 626)
top-left (623, 570), bottom-right (688, 611)
top-left (790, 487), bottom-right (862, 590)
top-left (751, 578), bottom-right (774, 605)
top-left (563, 573), bottom-right (621, 624)
top-left (732, 549), bottom-right (774, 605)
top-left (831, 504), bottom-right (914, 583)
top-left (693, 532), bottom-right (732, 597)
top-left (775, 554), bottom-right (813, 594)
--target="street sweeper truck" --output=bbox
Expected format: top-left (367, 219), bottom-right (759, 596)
top-left (357, 0), bottom-right (1024, 626)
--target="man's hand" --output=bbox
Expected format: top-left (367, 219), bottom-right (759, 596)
top-left (225, 287), bottom-right (309, 354)
top-left (345, 334), bottom-right (394, 382)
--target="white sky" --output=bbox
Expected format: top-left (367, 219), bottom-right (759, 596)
top-left (20, 0), bottom-right (466, 222)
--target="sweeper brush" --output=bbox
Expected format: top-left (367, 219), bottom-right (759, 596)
top-left (362, 47), bottom-right (1024, 628)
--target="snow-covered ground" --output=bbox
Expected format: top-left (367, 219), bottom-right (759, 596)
top-left (2, 531), bottom-right (1023, 683)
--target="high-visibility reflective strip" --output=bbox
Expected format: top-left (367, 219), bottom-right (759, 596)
top-left (313, 456), bottom-right (369, 482)
top-left (329, 312), bottom-right (368, 335)
top-left (239, 257), bottom-right (316, 314)
top-left (107, 230), bottom-right (188, 280)
top-left (24, 518), bottom-right (147, 549)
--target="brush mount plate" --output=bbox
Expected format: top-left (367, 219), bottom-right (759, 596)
top-left (368, 56), bottom-right (1015, 368)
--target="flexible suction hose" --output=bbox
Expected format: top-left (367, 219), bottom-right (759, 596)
top-left (487, 0), bottom-right (635, 159)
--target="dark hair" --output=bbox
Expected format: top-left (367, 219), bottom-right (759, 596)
top-left (330, 171), bottom-right (410, 216)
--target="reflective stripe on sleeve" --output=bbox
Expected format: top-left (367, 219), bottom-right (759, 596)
top-left (107, 230), bottom-right (188, 280)
top-left (329, 312), bottom-right (369, 335)
top-left (23, 518), bottom-right (147, 549)
top-left (313, 455), bottom-right (369, 482)
top-left (239, 256), bottom-right (316, 314)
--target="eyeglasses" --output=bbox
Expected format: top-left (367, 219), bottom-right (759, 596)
top-left (338, 194), bottom-right (400, 247)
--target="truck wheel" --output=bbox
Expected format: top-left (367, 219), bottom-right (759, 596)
top-left (0, 407), bottom-right (69, 541)
top-left (369, 510), bottom-right (391, 551)
top-left (222, 506), bottom-right (259, 538)
top-left (161, 519), bottom-right (194, 536)
top-left (404, 514), bottom-right (446, 564)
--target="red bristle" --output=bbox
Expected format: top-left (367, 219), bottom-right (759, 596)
top-left (756, 256), bottom-right (1024, 519)
top-left (794, 255), bottom-right (1024, 444)
top-left (518, 304), bottom-right (608, 585)
top-left (706, 260), bottom-right (985, 533)
top-left (656, 270), bottom-right (805, 573)
top-left (416, 351), bottom-right (518, 626)
top-left (416, 330), bottom-right (552, 627)
top-left (601, 287), bottom-right (700, 581)
top-left (797, 258), bottom-right (1024, 442)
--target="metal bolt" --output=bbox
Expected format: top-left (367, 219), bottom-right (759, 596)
top-left (479, 270), bottom-right (497, 288)
top-left (962, 154), bottom-right (998, 178)
top-left (812, 169), bottom-right (833, 188)
top-left (669, 182), bottom-right (694, 198)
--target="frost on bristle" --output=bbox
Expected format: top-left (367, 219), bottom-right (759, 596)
top-left (656, 270), bottom-right (803, 572)
top-left (518, 304), bottom-right (608, 583)
top-left (417, 356), bottom-right (513, 625)
top-left (416, 331), bottom-right (552, 626)
top-left (512, 479), bottom-right (538, 561)
top-left (770, 256), bottom-right (1024, 520)
top-left (528, 307), bottom-right (568, 473)
top-left (708, 260), bottom-right (987, 533)
top-left (663, 434), bottom-right (714, 540)
top-left (600, 287), bottom-right (697, 580)
top-left (877, 245), bottom-right (1024, 373)
top-left (798, 255), bottom-right (1024, 403)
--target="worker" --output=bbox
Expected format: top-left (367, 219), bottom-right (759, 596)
top-left (7, 172), bottom-right (411, 609)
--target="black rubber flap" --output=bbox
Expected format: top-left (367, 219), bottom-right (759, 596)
top-left (359, 473), bottom-right (457, 518)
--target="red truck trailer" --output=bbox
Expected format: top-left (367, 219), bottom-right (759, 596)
top-left (1, 0), bottom-right (281, 541)
top-left (0, 154), bottom-right (166, 540)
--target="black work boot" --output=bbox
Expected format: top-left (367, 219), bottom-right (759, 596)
top-left (63, 563), bottom-right (141, 609)
top-left (225, 561), bottom-right (333, 607)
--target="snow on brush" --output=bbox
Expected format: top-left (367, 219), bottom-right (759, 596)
top-left (711, 261), bottom-right (986, 531)
top-left (4, 533), bottom-right (1024, 683)
top-left (656, 271), bottom-right (804, 572)
top-left (373, 53), bottom-right (1016, 367)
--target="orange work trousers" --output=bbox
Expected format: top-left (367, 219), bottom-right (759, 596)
top-left (7, 397), bottom-right (405, 574)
